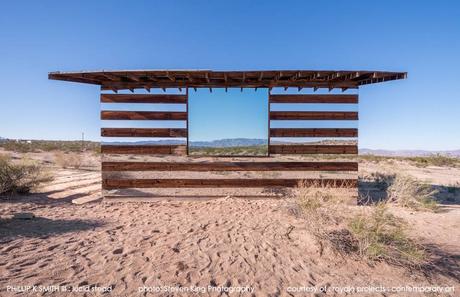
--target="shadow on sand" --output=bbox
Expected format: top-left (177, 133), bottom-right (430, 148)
top-left (358, 180), bottom-right (460, 207)
top-left (419, 244), bottom-right (460, 282)
top-left (0, 191), bottom-right (100, 206)
top-left (0, 216), bottom-right (103, 240)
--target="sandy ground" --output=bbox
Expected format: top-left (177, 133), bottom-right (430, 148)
top-left (0, 152), bottom-right (459, 296)
top-left (360, 159), bottom-right (460, 186)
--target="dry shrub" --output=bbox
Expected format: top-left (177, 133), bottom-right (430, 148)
top-left (367, 172), bottom-right (396, 190)
top-left (54, 151), bottom-right (83, 169)
top-left (292, 181), bottom-right (426, 267)
top-left (363, 172), bottom-right (439, 211)
top-left (292, 181), bottom-right (351, 241)
top-left (385, 174), bottom-right (438, 211)
top-left (297, 181), bottom-right (347, 219)
top-left (359, 154), bottom-right (392, 163)
top-left (0, 155), bottom-right (52, 196)
top-left (349, 203), bottom-right (426, 266)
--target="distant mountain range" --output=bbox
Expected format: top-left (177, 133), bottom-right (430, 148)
top-left (193, 138), bottom-right (268, 147)
top-left (101, 138), bottom-right (357, 147)
top-left (102, 138), bottom-right (460, 157)
top-left (3, 136), bottom-right (459, 157)
top-left (102, 138), bottom-right (267, 147)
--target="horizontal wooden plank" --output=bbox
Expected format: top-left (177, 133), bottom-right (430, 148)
top-left (101, 111), bottom-right (187, 120)
top-left (102, 161), bottom-right (358, 172)
top-left (269, 94), bottom-right (358, 104)
top-left (101, 128), bottom-right (187, 137)
top-left (270, 128), bottom-right (358, 137)
top-left (101, 94), bottom-right (187, 103)
top-left (102, 178), bottom-right (358, 189)
top-left (269, 145), bottom-right (358, 154)
top-left (101, 145), bottom-right (186, 155)
top-left (270, 111), bottom-right (358, 120)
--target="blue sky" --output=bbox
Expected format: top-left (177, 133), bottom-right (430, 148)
top-left (189, 89), bottom-right (268, 142)
top-left (0, 1), bottom-right (459, 150)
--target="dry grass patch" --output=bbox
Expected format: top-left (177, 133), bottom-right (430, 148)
top-left (291, 181), bottom-right (355, 251)
top-left (54, 151), bottom-right (83, 169)
top-left (364, 172), bottom-right (439, 211)
top-left (295, 181), bottom-right (350, 222)
top-left (0, 155), bottom-right (52, 196)
top-left (359, 154), bottom-right (394, 163)
top-left (386, 174), bottom-right (438, 211)
top-left (408, 154), bottom-right (460, 168)
top-left (291, 182), bottom-right (427, 267)
top-left (349, 203), bottom-right (425, 266)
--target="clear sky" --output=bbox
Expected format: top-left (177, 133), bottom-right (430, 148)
top-left (189, 89), bottom-right (268, 142)
top-left (0, 1), bottom-right (459, 150)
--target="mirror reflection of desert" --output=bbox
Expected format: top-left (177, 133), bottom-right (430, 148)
top-left (1, 142), bottom-right (458, 296)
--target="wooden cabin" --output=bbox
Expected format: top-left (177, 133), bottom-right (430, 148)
top-left (49, 70), bottom-right (406, 201)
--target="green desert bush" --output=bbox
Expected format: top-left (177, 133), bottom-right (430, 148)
top-left (348, 203), bottom-right (425, 266)
top-left (0, 139), bottom-right (100, 153)
top-left (189, 145), bottom-right (268, 156)
top-left (408, 154), bottom-right (460, 168)
top-left (0, 155), bottom-right (52, 196)
top-left (359, 154), bottom-right (460, 168)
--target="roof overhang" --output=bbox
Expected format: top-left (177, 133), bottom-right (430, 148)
top-left (48, 69), bottom-right (407, 92)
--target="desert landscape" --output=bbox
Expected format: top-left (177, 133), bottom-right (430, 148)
top-left (3, 0), bottom-right (460, 295)
top-left (0, 141), bottom-right (459, 296)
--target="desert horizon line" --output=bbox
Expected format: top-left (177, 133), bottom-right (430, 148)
top-left (1, 136), bottom-right (459, 153)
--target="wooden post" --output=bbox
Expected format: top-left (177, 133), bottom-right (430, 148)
top-left (267, 89), bottom-right (271, 157)
top-left (186, 88), bottom-right (189, 156)
top-left (99, 87), bottom-right (103, 199)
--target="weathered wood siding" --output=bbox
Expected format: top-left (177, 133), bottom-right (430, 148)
top-left (101, 91), bottom-right (358, 200)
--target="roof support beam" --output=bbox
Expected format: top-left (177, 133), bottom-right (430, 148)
top-left (101, 73), bottom-right (121, 81)
top-left (126, 73), bottom-right (140, 82)
top-left (166, 71), bottom-right (175, 81)
top-left (49, 70), bottom-right (406, 91)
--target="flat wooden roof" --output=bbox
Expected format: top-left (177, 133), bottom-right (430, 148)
top-left (48, 69), bottom-right (406, 91)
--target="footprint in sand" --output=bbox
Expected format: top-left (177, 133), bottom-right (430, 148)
top-left (175, 261), bottom-right (188, 276)
top-left (113, 248), bottom-right (123, 255)
top-left (171, 243), bottom-right (180, 253)
top-left (47, 244), bottom-right (59, 251)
